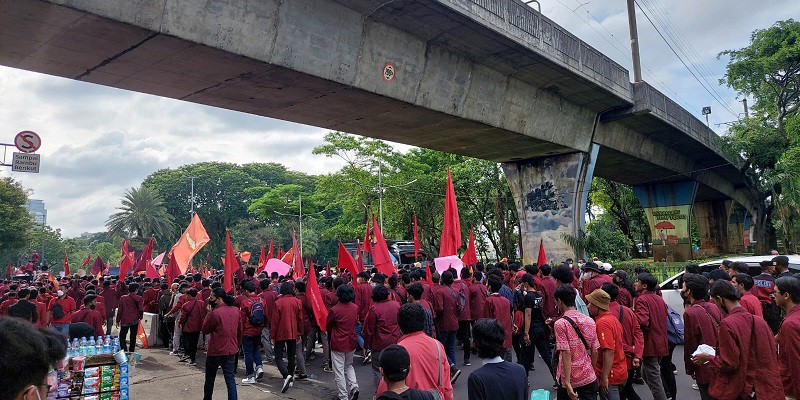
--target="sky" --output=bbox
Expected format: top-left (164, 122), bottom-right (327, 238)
top-left (1, 0), bottom-right (798, 237)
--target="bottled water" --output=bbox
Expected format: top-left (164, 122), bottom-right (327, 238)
top-left (112, 337), bottom-right (120, 353)
top-left (103, 336), bottom-right (111, 354)
top-left (87, 337), bottom-right (96, 355)
top-left (71, 338), bottom-right (79, 358)
top-left (79, 337), bottom-right (87, 356)
top-left (95, 336), bottom-right (103, 355)
top-left (66, 339), bottom-right (72, 358)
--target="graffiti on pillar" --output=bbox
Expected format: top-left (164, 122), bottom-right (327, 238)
top-left (525, 182), bottom-right (566, 212)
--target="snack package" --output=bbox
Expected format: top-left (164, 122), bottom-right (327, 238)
top-left (71, 357), bottom-right (86, 371)
top-left (84, 367), bottom-right (100, 379)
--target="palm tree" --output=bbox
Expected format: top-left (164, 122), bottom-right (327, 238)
top-left (106, 186), bottom-right (176, 244)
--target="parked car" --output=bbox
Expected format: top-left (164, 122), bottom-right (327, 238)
top-left (659, 254), bottom-right (800, 316)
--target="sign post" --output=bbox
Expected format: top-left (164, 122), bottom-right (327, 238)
top-left (2, 131), bottom-right (42, 172)
top-left (12, 152), bottom-right (41, 173)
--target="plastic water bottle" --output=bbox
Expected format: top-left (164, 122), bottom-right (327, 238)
top-left (530, 389), bottom-right (550, 400)
top-left (71, 338), bottom-right (79, 357)
top-left (103, 336), bottom-right (111, 354)
top-left (95, 336), bottom-right (103, 355)
top-left (79, 337), bottom-right (87, 356)
top-left (112, 337), bottom-right (120, 353)
top-left (88, 337), bottom-right (97, 355)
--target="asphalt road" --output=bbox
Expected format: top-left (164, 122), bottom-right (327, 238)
top-left (129, 343), bottom-right (701, 399)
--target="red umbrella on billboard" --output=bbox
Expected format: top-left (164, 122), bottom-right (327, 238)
top-left (655, 221), bottom-right (675, 246)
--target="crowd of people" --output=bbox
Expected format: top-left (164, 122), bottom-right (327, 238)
top-left (1, 254), bottom-right (799, 400)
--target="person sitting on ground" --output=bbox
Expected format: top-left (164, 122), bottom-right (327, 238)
top-left (0, 317), bottom-right (67, 400)
top-left (376, 345), bottom-right (440, 400)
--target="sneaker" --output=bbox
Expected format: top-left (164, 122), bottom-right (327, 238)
top-left (241, 377), bottom-right (256, 384)
top-left (256, 366), bottom-right (263, 379)
top-left (362, 351), bottom-right (372, 364)
top-left (169, 351), bottom-right (180, 356)
top-left (188, 361), bottom-right (197, 366)
top-left (323, 366), bottom-right (333, 373)
top-left (295, 373), bottom-right (309, 381)
top-left (281, 376), bottom-right (293, 393)
top-left (464, 361), bottom-right (471, 366)
top-left (349, 387), bottom-right (359, 400)
top-left (692, 383), bottom-right (699, 390)
top-left (178, 357), bottom-right (189, 363)
top-left (450, 368), bottom-right (461, 384)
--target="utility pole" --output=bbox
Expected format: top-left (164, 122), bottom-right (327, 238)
top-left (298, 194), bottom-right (303, 256)
top-left (741, 99), bottom-right (749, 118)
top-left (378, 163), bottom-right (384, 233)
top-left (188, 176), bottom-right (198, 218)
top-left (626, 0), bottom-right (643, 82)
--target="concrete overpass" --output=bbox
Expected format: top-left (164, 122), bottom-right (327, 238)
top-left (0, 0), bottom-right (755, 261)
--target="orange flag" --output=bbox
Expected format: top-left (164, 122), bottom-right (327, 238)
top-left (338, 241), bottom-right (359, 278)
top-left (240, 251), bottom-right (252, 263)
top-left (439, 166), bottom-right (462, 256)
top-left (63, 252), bottom-right (70, 276)
top-left (306, 261), bottom-right (329, 332)
top-left (136, 323), bottom-right (150, 349)
top-left (461, 229), bottom-right (478, 266)
top-left (291, 231), bottom-right (305, 278)
top-left (281, 247), bottom-right (294, 264)
top-left (223, 230), bottom-right (241, 294)
top-left (371, 217), bottom-right (395, 276)
top-left (170, 214), bottom-right (211, 274)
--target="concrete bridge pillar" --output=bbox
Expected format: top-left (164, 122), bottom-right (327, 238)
top-left (693, 200), bottom-right (732, 257)
top-left (633, 181), bottom-right (698, 262)
top-left (503, 145), bottom-right (598, 264)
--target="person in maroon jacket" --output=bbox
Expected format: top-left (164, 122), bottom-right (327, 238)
top-left (455, 268), bottom-right (474, 366)
top-left (258, 279), bottom-right (278, 363)
top-left (484, 275), bottom-right (513, 364)
top-left (49, 288), bottom-right (77, 336)
top-left (179, 289), bottom-right (205, 365)
top-left (100, 280), bottom-right (120, 336)
top-left (239, 281), bottom-right (266, 384)
top-left (327, 284), bottom-right (360, 400)
top-left (142, 282), bottom-right (160, 314)
top-left (115, 283), bottom-right (143, 352)
top-left (679, 273), bottom-right (720, 400)
top-left (271, 281), bottom-right (304, 393)
top-left (363, 285), bottom-right (401, 389)
top-left (468, 271), bottom-right (488, 323)
top-left (353, 271), bottom-right (373, 362)
top-left (692, 280), bottom-right (785, 400)
top-left (203, 287), bottom-right (242, 400)
top-left (774, 276), bottom-right (800, 400)
top-left (601, 282), bottom-right (643, 400)
top-left (72, 295), bottom-right (104, 337)
top-left (434, 271), bottom-right (461, 382)
top-left (633, 273), bottom-right (668, 400)
top-left (537, 265), bottom-right (559, 319)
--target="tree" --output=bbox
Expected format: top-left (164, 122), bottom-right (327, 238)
top-left (0, 177), bottom-right (33, 261)
top-left (720, 19), bottom-right (800, 253)
top-left (106, 185), bottom-right (176, 247)
top-left (589, 178), bottom-right (650, 257)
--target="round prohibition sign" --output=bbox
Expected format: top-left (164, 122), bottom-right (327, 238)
top-left (382, 63), bottom-right (396, 82)
top-left (14, 130), bottom-right (41, 153)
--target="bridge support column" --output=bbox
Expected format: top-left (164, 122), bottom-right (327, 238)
top-left (503, 145), bottom-right (598, 264)
top-left (727, 210), bottom-right (752, 253)
top-left (693, 200), bottom-right (732, 257)
top-left (633, 182), bottom-right (698, 262)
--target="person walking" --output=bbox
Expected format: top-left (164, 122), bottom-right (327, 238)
top-left (484, 274), bottom-right (513, 362)
top-left (178, 288), bottom-right (205, 366)
top-left (519, 274), bottom-right (554, 378)
top-left (692, 280), bottom-right (784, 400)
top-left (48, 287), bottom-right (76, 336)
top-left (455, 268), bottom-right (474, 367)
top-left (202, 288), bottom-right (242, 400)
top-left (115, 283), bottom-right (143, 353)
top-left (239, 281), bottom-right (266, 384)
top-left (586, 289), bottom-right (627, 400)
top-left (327, 284), bottom-right (360, 400)
top-left (100, 280), bottom-right (120, 336)
top-left (680, 273), bottom-right (721, 400)
top-left (554, 285), bottom-right (599, 400)
top-left (601, 283), bottom-right (642, 400)
top-left (8, 288), bottom-right (38, 324)
top-left (363, 285), bottom-right (401, 389)
top-left (271, 281), bottom-right (304, 393)
top-left (375, 345), bottom-right (438, 400)
top-left (468, 319), bottom-right (528, 400)
top-left (633, 273), bottom-right (668, 400)
top-left (71, 295), bottom-right (104, 337)
top-left (258, 279), bottom-right (278, 363)
top-left (774, 276), bottom-right (800, 400)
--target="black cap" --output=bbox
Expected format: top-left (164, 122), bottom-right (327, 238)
top-left (581, 262), bottom-right (602, 273)
top-left (772, 255), bottom-right (789, 267)
top-left (379, 344), bottom-right (410, 376)
top-left (708, 268), bottom-right (730, 282)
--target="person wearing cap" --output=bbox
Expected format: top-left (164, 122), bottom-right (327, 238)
top-left (600, 282), bottom-right (642, 400)
top-left (633, 273), bottom-right (668, 400)
top-left (375, 345), bottom-right (438, 400)
top-left (586, 289), bottom-right (627, 400)
top-left (468, 318), bottom-right (528, 400)
top-left (752, 260), bottom-right (782, 333)
top-left (48, 286), bottom-right (76, 336)
top-left (774, 255), bottom-right (792, 278)
top-left (580, 262), bottom-right (607, 303)
top-left (774, 276), bottom-right (800, 400)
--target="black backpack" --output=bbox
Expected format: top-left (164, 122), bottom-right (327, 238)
top-left (248, 299), bottom-right (265, 326)
top-left (52, 302), bottom-right (65, 320)
top-left (447, 284), bottom-right (467, 315)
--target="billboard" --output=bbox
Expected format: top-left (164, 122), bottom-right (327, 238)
top-left (644, 205), bottom-right (693, 262)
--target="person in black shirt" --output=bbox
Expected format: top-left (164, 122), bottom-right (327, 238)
top-left (468, 319), bottom-right (528, 400)
top-left (520, 274), bottom-right (555, 379)
top-left (376, 345), bottom-right (438, 400)
top-left (8, 288), bottom-right (38, 324)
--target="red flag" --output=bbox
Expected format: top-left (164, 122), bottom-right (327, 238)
top-left (461, 229), bottom-right (478, 266)
top-left (281, 247), bottom-right (294, 264)
top-left (63, 253), bottom-right (70, 276)
top-left (537, 238), bottom-right (547, 267)
top-left (133, 238), bottom-right (154, 274)
top-left (371, 217), bottom-right (395, 276)
top-left (5, 261), bottom-right (11, 279)
top-left (145, 257), bottom-right (160, 279)
top-left (337, 241), bottom-right (359, 278)
top-left (306, 261), bottom-right (329, 332)
top-left (166, 255), bottom-right (181, 284)
top-left (291, 231), bottom-right (305, 278)
top-left (362, 220), bottom-right (373, 255)
top-left (413, 215), bottom-right (421, 260)
top-left (355, 241), bottom-right (364, 271)
top-left (440, 166), bottom-right (462, 257)
top-left (91, 256), bottom-right (105, 276)
top-left (257, 244), bottom-right (267, 274)
top-left (80, 254), bottom-right (91, 267)
top-left (425, 260), bottom-right (433, 286)
top-left (267, 238), bottom-right (274, 259)
top-left (119, 241), bottom-right (133, 278)
top-left (278, 248), bottom-right (285, 260)
top-left (223, 230), bottom-right (240, 294)
top-left (136, 323), bottom-right (150, 349)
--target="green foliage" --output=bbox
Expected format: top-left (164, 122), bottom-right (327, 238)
top-left (105, 185), bottom-right (176, 249)
top-left (588, 178), bottom-right (650, 257)
top-left (561, 214), bottom-right (633, 262)
top-left (0, 177), bottom-right (33, 261)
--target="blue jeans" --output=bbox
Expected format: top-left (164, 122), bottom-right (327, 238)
top-left (242, 335), bottom-right (262, 377)
top-left (50, 323), bottom-right (70, 337)
top-left (204, 354), bottom-right (237, 400)
top-left (355, 322), bottom-right (364, 350)
top-left (439, 330), bottom-right (457, 366)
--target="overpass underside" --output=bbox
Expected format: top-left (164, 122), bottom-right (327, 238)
top-left (0, 0), bottom-right (754, 261)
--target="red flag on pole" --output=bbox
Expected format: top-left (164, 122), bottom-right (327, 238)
top-left (413, 215), bottom-right (421, 260)
top-left (170, 214), bottom-right (211, 274)
top-left (306, 261), bottom-right (329, 332)
top-left (291, 231), bottom-right (305, 278)
top-left (133, 238), bottom-right (154, 274)
top-left (461, 229), bottom-right (478, 266)
top-left (337, 241), bottom-right (359, 278)
top-left (257, 244), bottom-right (267, 274)
top-left (281, 247), bottom-right (294, 265)
top-left (439, 166), bottom-right (462, 257)
top-left (362, 220), bottom-right (373, 255)
top-left (223, 230), bottom-right (240, 294)
top-left (80, 254), bottom-right (91, 267)
top-left (165, 255), bottom-right (181, 285)
top-left (90, 256), bottom-right (105, 276)
top-left (267, 238), bottom-right (274, 259)
top-left (371, 217), bottom-right (395, 276)
top-left (119, 241), bottom-right (132, 278)
top-left (537, 238), bottom-right (547, 267)
top-left (145, 256), bottom-right (160, 279)
top-left (425, 260), bottom-right (433, 286)
top-left (355, 241), bottom-right (364, 271)
top-left (6, 261), bottom-right (11, 279)
top-left (63, 252), bottom-right (70, 276)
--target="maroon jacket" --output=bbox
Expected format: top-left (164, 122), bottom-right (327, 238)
top-left (99, 287), bottom-right (120, 316)
top-left (116, 293), bottom-right (143, 326)
top-left (202, 304), bottom-right (242, 356)
top-left (324, 289), bottom-right (338, 309)
top-left (326, 301), bottom-right (358, 352)
top-left (453, 281), bottom-right (472, 321)
top-left (142, 288), bottom-right (160, 314)
top-left (297, 293), bottom-right (315, 332)
top-left (72, 306), bottom-right (104, 336)
top-left (634, 291), bottom-right (668, 357)
top-left (363, 299), bottom-right (401, 352)
top-left (683, 301), bottom-right (721, 385)
top-left (258, 289), bottom-right (279, 328)
top-left (434, 284), bottom-right (459, 332)
top-left (200, 287), bottom-right (212, 301)
top-left (609, 301), bottom-right (643, 370)
top-left (484, 293), bottom-right (512, 349)
top-left (179, 298), bottom-right (205, 333)
top-left (468, 280), bottom-right (488, 320)
top-left (777, 305), bottom-right (800, 399)
top-left (66, 285), bottom-right (85, 306)
top-left (239, 294), bottom-right (266, 337)
top-left (354, 282), bottom-right (373, 322)
top-left (420, 282), bottom-right (432, 303)
top-left (709, 307), bottom-right (784, 400)
top-left (270, 295), bottom-right (303, 341)
top-left (617, 287), bottom-right (634, 308)
top-left (537, 276), bottom-right (558, 319)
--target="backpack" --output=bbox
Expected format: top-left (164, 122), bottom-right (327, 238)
top-left (247, 299), bottom-right (265, 326)
top-left (446, 285), bottom-right (467, 315)
top-left (52, 301), bottom-right (65, 320)
top-left (666, 305), bottom-right (684, 344)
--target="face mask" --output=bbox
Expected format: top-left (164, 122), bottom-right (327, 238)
top-left (89, 304), bottom-right (96, 310)
top-left (370, 282), bottom-right (376, 288)
top-left (679, 289), bottom-right (688, 301)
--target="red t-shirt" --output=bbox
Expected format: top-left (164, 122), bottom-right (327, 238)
top-left (594, 312), bottom-right (629, 385)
